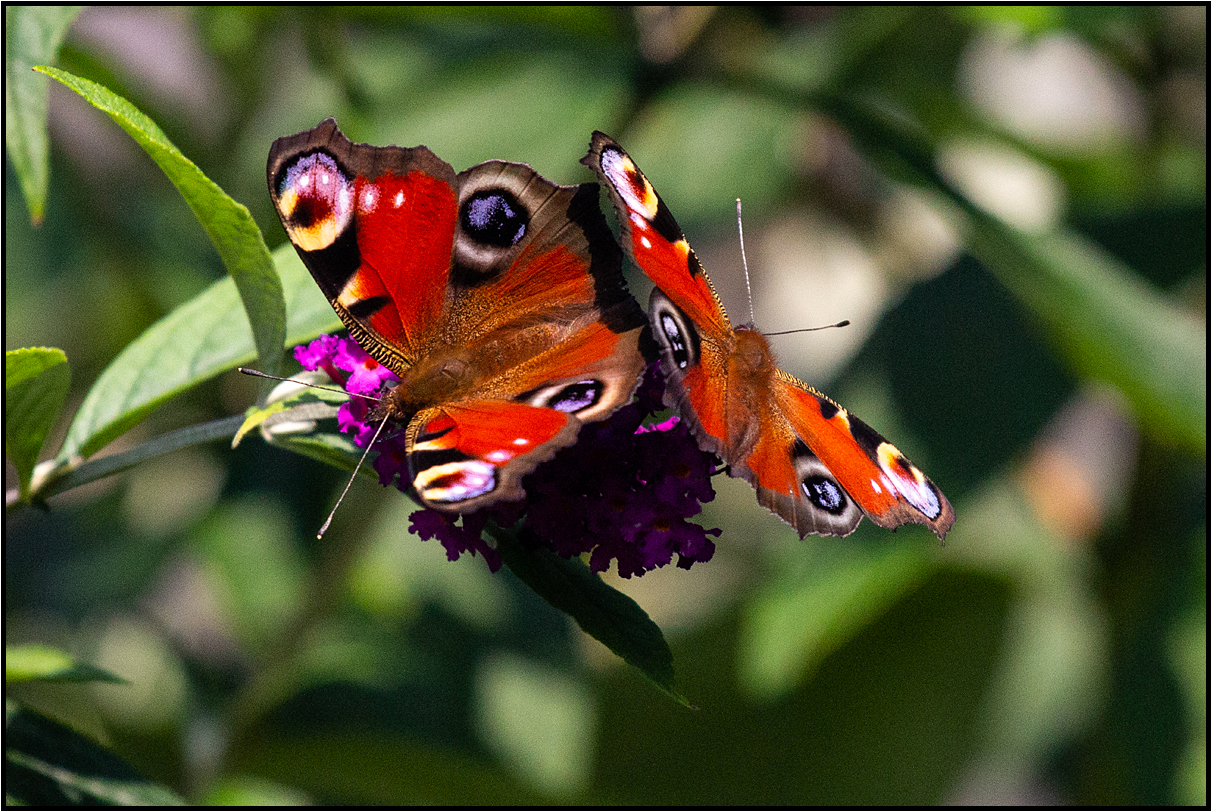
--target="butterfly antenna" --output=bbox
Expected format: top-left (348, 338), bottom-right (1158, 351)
top-left (764, 320), bottom-right (851, 337)
top-left (727, 205), bottom-right (851, 338)
top-left (238, 367), bottom-right (382, 402)
top-left (736, 198), bottom-right (756, 326)
top-left (317, 411), bottom-right (393, 539)
top-left (238, 367), bottom-right (390, 539)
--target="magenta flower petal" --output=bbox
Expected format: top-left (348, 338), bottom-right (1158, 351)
top-left (294, 334), bottom-right (341, 371)
top-left (372, 433), bottom-right (408, 487)
top-left (334, 337), bottom-right (397, 395)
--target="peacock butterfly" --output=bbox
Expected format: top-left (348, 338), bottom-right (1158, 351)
top-left (583, 133), bottom-right (955, 539)
top-left (267, 119), bottom-right (648, 512)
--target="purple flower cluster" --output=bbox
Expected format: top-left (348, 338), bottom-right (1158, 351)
top-left (295, 336), bottom-right (721, 576)
top-left (294, 334), bottom-right (398, 447)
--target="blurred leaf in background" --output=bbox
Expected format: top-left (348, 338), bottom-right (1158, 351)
top-left (5, 5), bottom-right (1205, 806)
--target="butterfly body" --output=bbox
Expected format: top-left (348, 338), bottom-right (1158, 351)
top-left (269, 119), bottom-right (647, 512)
top-left (585, 133), bottom-right (954, 540)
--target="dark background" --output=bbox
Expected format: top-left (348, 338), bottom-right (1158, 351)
top-left (6, 6), bottom-right (1206, 805)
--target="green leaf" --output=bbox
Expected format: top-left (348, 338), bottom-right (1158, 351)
top-left (35, 65), bottom-right (287, 384)
top-left (233, 375), bottom-right (350, 448)
top-left (234, 400), bottom-right (297, 448)
top-left (4, 6), bottom-right (80, 225)
top-left (738, 545), bottom-right (932, 700)
top-left (273, 430), bottom-right (372, 477)
top-left (5, 699), bottom-right (185, 806)
top-left (47, 415), bottom-right (245, 499)
top-left (825, 95), bottom-right (1206, 454)
top-left (490, 527), bottom-right (689, 707)
top-left (5, 644), bottom-right (123, 684)
top-left (5, 347), bottom-right (70, 499)
top-left (201, 775), bottom-right (312, 806)
top-left (51, 244), bottom-right (336, 473)
top-left (963, 214), bottom-right (1207, 454)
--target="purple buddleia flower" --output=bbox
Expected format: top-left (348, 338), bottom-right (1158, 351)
top-left (370, 431), bottom-right (408, 487)
top-left (294, 335), bottom-right (399, 449)
top-left (294, 333), bottom-right (341, 372)
top-left (408, 508), bottom-right (502, 572)
top-left (333, 338), bottom-right (398, 395)
top-left (295, 336), bottom-right (721, 577)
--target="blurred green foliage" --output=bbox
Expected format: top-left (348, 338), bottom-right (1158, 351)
top-left (5, 6), bottom-right (1205, 806)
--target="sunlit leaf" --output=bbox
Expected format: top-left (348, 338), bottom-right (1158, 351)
top-left (51, 244), bottom-right (336, 473)
top-left (5, 347), bottom-right (70, 499)
top-left (234, 377), bottom-right (349, 448)
top-left (36, 65), bottom-right (287, 383)
top-left (201, 775), bottom-right (312, 806)
top-left (5, 644), bottom-right (123, 684)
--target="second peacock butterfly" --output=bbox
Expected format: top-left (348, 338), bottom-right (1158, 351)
top-left (583, 133), bottom-right (954, 539)
top-left (267, 119), bottom-right (648, 512)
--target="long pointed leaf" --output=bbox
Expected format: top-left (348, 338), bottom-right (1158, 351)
top-left (963, 212), bottom-right (1206, 453)
top-left (826, 95), bottom-right (1206, 454)
top-left (5, 644), bottom-right (124, 685)
top-left (47, 415), bottom-right (245, 499)
top-left (5, 700), bottom-right (185, 806)
top-left (35, 65), bottom-right (287, 383)
top-left (490, 527), bottom-right (689, 707)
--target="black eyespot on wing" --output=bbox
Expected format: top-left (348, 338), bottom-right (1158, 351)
top-left (659, 312), bottom-right (689, 368)
top-left (518, 379), bottom-right (606, 415)
top-left (802, 474), bottom-right (848, 515)
top-left (817, 398), bottom-right (840, 421)
top-left (650, 290), bottom-right (700, 371)
top-left (547, 381), bottom-right (602, 413)
top-left (461, 189), bottom-right (527, 247)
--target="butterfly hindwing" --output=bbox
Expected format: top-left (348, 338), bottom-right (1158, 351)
top-left (405, 316), bottom-right (647, 511)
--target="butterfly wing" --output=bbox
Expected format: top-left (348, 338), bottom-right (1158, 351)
top-left (583, 132), bottom-right (733, 338)
top-left (744, 373), bottom-right (955, 538)
top-left (268, 117), bottom-right (458, 369)
top-left (585, 132), bottom-right (738, 460)
top-left (395, 158), bottom-right (647, 511)
top-left (405, 318), bottom-right (646, 510)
